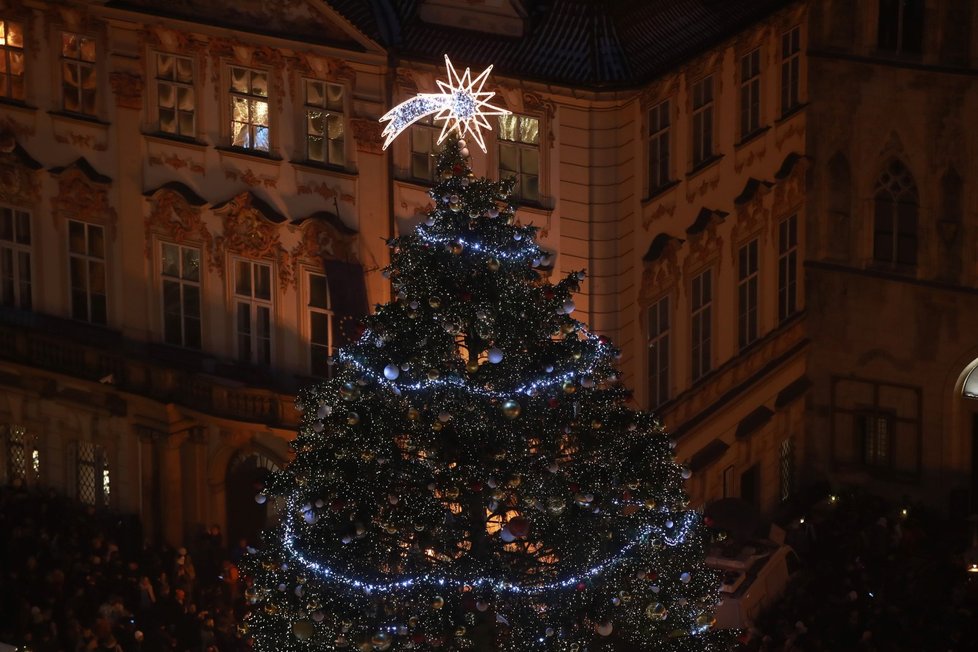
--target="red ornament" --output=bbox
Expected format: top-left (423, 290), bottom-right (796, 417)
top-left (576, 582), bottom-right (586, 592)
top-left (460, 291), bottom-right (473, 302)
top-left (452, 164), bottom-right (463, 175)
top-left (648, 571), bottom-right (658, 581)
top-left (704, 516), bottom-right (715, 528)
top-left (543, 288), bottom-right (555, 300)
top-left (507, 516), bottom-right (530, 539)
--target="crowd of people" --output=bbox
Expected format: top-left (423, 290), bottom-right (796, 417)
top-left (5, 480), bottom-right (978, 651)
top-left (0, 481), bottom-right (253, 652)
top-left (737, 488), bottom-right (978, 652)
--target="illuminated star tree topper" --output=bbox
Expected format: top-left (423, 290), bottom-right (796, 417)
top-left (379, 55), bottom-right (510, 152)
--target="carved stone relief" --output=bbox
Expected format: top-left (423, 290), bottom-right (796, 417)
top-left (0, 141), bottom-right (41, 208)
top-left (290, 215), bottom-right (358, 282)
top-left (50, 163), bottom-right (118, 238)
top-left (144, 187), bottom-right (214, 259)
top-left (210, 191), bottom-right (293, 289)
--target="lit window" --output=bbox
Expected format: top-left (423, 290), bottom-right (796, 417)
top-left (779, 438), bottom-right (794, 502)
top-left (157, 53), bottom-right (195, 137)
top-left (740, 49), bottom-right (761, 138)
top-left (647, 295), bottom-right (670, 409)
top-left (738, 238), bottom-right (759, 348)
top-left (2, 425), bottom-right (35, 484)
top-left (411, 114), bottom-right (442, 182)
top-left (648, 100), bottom-right (671, 192)
top-left (498, 114), bottom-right (540, 203)
top-left (308, 271), bottom-right (333, 378)
top-left (0, 206), bottom-right (31, 310)
top-left (161, 243), bottom-right (201, 348)
top-left (780, 27), bottom-right (801, 115)
top-left (691, 75), bottom-right (714, 167)
top-left (873, 159), bottom-right (917, 267)
top-left (68, 221), bottom-right (107, 324)
top-left (691, 268), bottom-right (712, 381)
top-left (0, 20), bottom-right (25, 100)
top-left (856, 413), bottom-right (891, 468)
top-left (234, 259), bottom-right (273, 365)
top-left (778, 215), bottom-right (798, 322)
top-left (76, 441), bottom-right (109, 507)
top-left (229, 66), bottom-right (269, 151)
top-left (305, 80), bottom-right (344, 165)
top-left (61, 32), bottom-right (96, 115)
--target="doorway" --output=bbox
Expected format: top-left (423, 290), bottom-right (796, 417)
top-left (225, 452), bottom-right (281, 548)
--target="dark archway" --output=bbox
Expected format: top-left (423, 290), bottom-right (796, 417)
top-left (225, 451), bottom-right (281, 549)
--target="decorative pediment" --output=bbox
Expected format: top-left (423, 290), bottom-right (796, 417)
top-left (210, 191), bottom-right (293, 288)
top-left (143, 182), bottom-right (213, 258)
top-left (290, 211), bottom-right (358, 280)
top-left (49, 158), bottom-right (117, 236)
top-left (0, 139), bottom-right (42, 208)
top-left (639, 233), bottom-right (684, 304)
top-left (640, 72), bottom-right (680, 111)
top-left (684, 208), bottom-right (726, 273)
top-left (772, 153), bottom-right (808, 213)
top-left (287, 51), bottom-right (357, 104)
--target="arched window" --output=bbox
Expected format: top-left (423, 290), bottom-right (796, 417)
top-left (963, 366), bottom-right (978, 399)
top-left (873, 159), bottom-right (918, 266)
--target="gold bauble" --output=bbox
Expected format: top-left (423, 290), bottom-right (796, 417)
top-left (432, 596), bottom-right (445, 609)
top-left (264, 603), bottom-right (279, 615)
top-left (450, 242), bottom-right (464, 254)
top-left (407, 310), bottom-right (419, 319)
top-left (408, 617), bottom-right (419, 628)
top-left (455, 626), bottom-right (467, 636)
top-left (571, 350), bottom-right (583, 360)
top-left (466, 359), bottom-right (480, 374)
top-left (339, 382), bottom-right (360, 401)
top-left (347, 412), bottom-right (360, 425)
top-left (501, 400), bottom-right (521, 419)
top-left (487, 257), bottom-right (501, 272)
top-left (292, 620), bottom-right (315, 640)
top-left (432, 421), bottom-right (443, 432)
top-left (696, 613), bottom-right (715, 628)
top-left (427, 369), bottom-right (440, 380)
top-left (646, 603), bottom-right (668, 621)
top-left (644, 498), bottom-right (657, 510)
top-left (429, 296), bottom-right (442, 308)
top-left (407, 408), bottom-right (420, 420)
top-left (562, 380), bottom-right (577, 394)
top-left (561, 322), bottom-right (576, 334)
top-left (591, 419), bottom-right (603, 430)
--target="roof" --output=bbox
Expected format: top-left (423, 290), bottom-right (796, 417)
top-left (329, 0), bottom-right (796, 89)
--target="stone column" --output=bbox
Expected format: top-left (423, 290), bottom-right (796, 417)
top-left (158, 431), bottom-right (189, 547)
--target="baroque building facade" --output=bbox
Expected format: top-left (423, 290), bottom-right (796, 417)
top-left (0, 0), bottom-right (812, 548)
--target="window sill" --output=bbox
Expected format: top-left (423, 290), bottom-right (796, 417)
top-left (643, 179), bottom-right (680, 204)
top-left (291, 158), bottom-right (357, 180)
top-left (215, 145), bottom-right (282, 164)
top-left (866, 261), bottom-right (918, 276)
top-left (394, 175), bottom-right (437, 190)
top-left (686, 154), bottom-right (724, 179)
top-left (775, 103), bottom-right (807, 125)
top-left (143, 131), bottom-right (208, 151)
top-left (48, 110), bottom-right (110, 127)
top-left (515, 199), bottom-right (553, 215)
top-left (0, 98), bottom-right (36, 114)
top-left (736, 125), bottom-right (770, 149)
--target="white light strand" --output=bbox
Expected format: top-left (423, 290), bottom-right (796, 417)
top-left (338, 329), bottom-right (612, 399)
top-left (280, 502), bottom-right (698, 595)
top-left (416, 228), bottom-right (540, 261)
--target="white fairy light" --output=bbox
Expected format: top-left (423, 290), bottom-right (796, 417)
top-left (379, 55), bottom-right (510, 152)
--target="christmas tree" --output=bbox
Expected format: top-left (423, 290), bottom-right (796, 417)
top-left (243, 59), bottom-right (731, 651)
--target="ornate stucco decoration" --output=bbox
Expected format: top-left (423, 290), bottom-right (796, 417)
top-left (0, 138), bottom-right (42, 208)
top-left (143, 182), bottom-right (213, 258)
top-left (642, 200), bottom-right (677, 232)
top-left (290, 211), bottom-right (358, 281)
top-left (639, 233), bottom-right (684, 304)
top-left (208, 38), bottom-right (286, 108)
top-left (210, 191), bottom-right (293, 289)
top-left (639, 73), bottom-right (680, 112)
top-left (109, 71), bottom-right (145, 110)
top-left (49, 158), bottom-right (118, 238)
top-left (772, 153), bottom-right (808, 214)
top-left (683, 208), bottom-right (727, 276)
top-left (288, 52), bottom-right (356, 104)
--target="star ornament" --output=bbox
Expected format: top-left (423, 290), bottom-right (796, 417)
top-left (379, 55), bottom-right (510, 153)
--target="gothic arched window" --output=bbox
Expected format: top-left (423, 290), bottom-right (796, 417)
top-left (873, 159), bottom-right (918, 266)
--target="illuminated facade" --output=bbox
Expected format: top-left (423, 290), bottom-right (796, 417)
top-left (0, 0), bottom-right (809, 547)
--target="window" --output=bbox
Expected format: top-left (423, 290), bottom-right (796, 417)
top-left (878, 0), bottom-right (924, 54)
top-left (2, 425), bottom-right (37, 485)
top-left (779, 438), bottom-right (794, 502)
top-left (304, 79), bottom-right (344, 165)
top-left (780, 27), bottom-right (801, 115)
top-left (229, 66), bottom-right (269, 151)
top-left (873, 159), bottom-right (918, 266)
top-left (411, 114), bottom-right (442, 182)
top-left (161, 243), bottom-right (201, 349)
top-left (61, 32), bottom-right (96, 115)
top-left (68, 221), bottom-right (107, 325)
top-left (691, 268), bottom-right (712, 381)
top-left (498, 114), bottom-right (540, 202)
top-left (691, 75), bottom-right (714, 168)
top-left (308, 272), bottom-right (334, 378)
top-left (234, 259), bottom-right (272, 365)
top-left (856, 412), bottom-right (892, 468)
top-left (0, 206), bottom-right (30, 310)
top-left (76, 441), bottom-right (109, 507)
top-left (722, 464), bottom-right (735, 499)
top-left (0, 20), bottom-right (25, 100)
top-left (648, 100), bottom-right (671, 192)
top-left (738, 239), bottom-right (759, 349)
top-left (156, 53), bottom-right (195, 138)
top-left (647, 295), bottom-right (670, 409)
top-left (778, 215), bottom-right (798, 322)
top-left (740, 49), bottom-right (761, 138)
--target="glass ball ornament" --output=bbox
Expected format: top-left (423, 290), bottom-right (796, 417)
top-left (292, 620), bottom-right (314, 640)
top-left (432, 596), bottom-right (445, 610)
top-left (680, 571), bottom-right (692, 583)
top-left (501, 400), bottom-right (521, 419)
top-left (427, 369), bottom-right (440, 380)
top-left (458, 139), bottom-right (467, 149)
top-left (465, 359), bottom-right (480, 374)
top-left (383, 364), bottom-right (400, 380)
top-left (346, 412), bottom-right (360, 425)
top-left (562, 380), bottom-right (577, 394)
top-left (428, 296), bottom-right (442, 308)
top-left (487, 347), bottom-right (504, 364)
top-left (681, 467), bottom-right (692, 479)
top-left (255, 493), bottom-right (267, 504)
top-left (563, 299), bottom-right (576, 314)
top-left (339, 382), bottom-right (360, 401)
top-left (595, 621), bottom-right (613, 636)
top-left (450, 241), bottom-right (464, 254)
top-left (371, 632), bottom-right (393, 651)
top-left (646, 603), bottom-right (668, 621)
top-left (487, 257), bottom-right (501, 272)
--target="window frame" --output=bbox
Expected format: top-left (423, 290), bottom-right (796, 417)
top-left (0, 205), bottom-right (32, 310)
top-left (232, 257), bottom-right (274, 366)
top-left (691, 75), bottom-right (715, 169)
top-left (155, 52), bottom-right (196, 139)
top-left (60, 30), bottom-right (98, 116)
top-left (780, 26), bottom-right (802, 117)
top-left (872, 159), bottom-right (918, 268)
top-left (690, 267), bottom-right (713, 382)
top-left (0, 19), bottom-right (26, 101)
top-left (855, 410), bottom-right (894, 468)
top-left (647, 294), bottom-right (670, 409)
top-left (497, 112), bottom-right (542, 204)
top-left (737, 238), bottom-right (759, 349)
top-left (409, 114), bottom-right (443, 183)
top-left (778, 214), bottom-right (798, 322)
top-left (67, 220), bottom-right (107, 325)
top-left (160, 241), bottom-right (202, 349)
top-left (302, 78), bottom-right (345, 167)
top-left (227, 64), bottom-right (271, 152)
top-left (2, 425), bottom-right (38, 486)
top-left (877, 0), bottom-right (924, 55)
top-left (740, 48), bottom-right (762, 140)
top-left (306, 270), bottom-right (334, 378)
top-left (76, 440), bottom-right (110, 508)
top-left (647, 99), bottom-right (672, 194)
